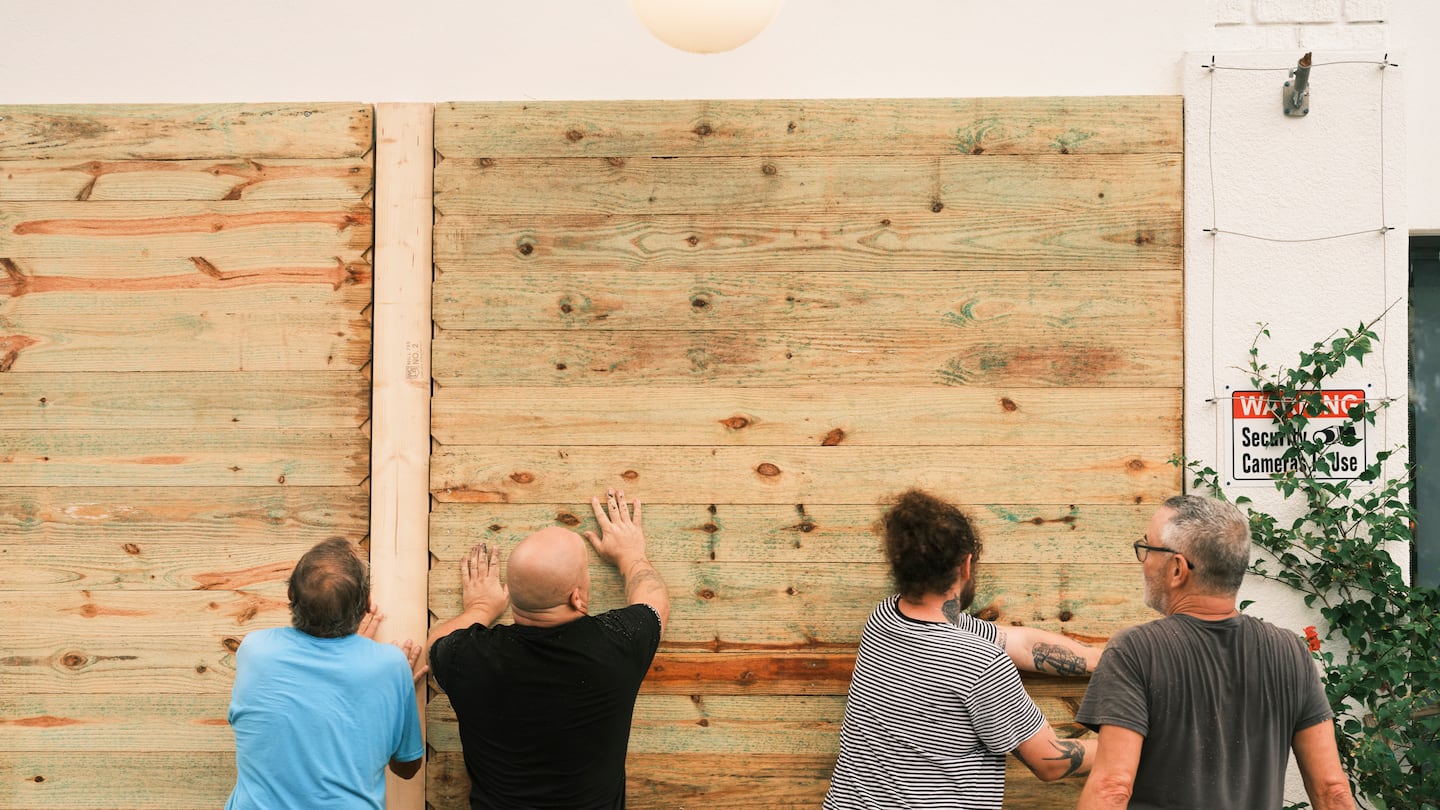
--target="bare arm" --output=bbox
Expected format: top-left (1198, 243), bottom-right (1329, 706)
top-left (940, 598), bottom-right (1100, 676)
top-left (1011, 725), bottom-right (1094, 782)
top-left (1076, 724), bottom-right (1144, 809)
top-left (389, 756), bottom-right (422, 779)
top-left (1293, 720), bottom-right (1355, 810)
top-left (427, 543), bottom-right (510, 649)
top-left (585, 490), bottom-right (670, 634)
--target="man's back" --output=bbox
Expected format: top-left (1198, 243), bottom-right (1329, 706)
top-left (227, 627), bottom-right (424, 810)
top-left (430, 604), bottom-right (661, 810)
top-left (1076, 613), bottom-right (1332, 809)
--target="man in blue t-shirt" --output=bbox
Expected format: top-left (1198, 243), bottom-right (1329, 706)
top-left (429, 489), bottom-right (670, 810)
top-left (226, 537), bottom-right (427, 810)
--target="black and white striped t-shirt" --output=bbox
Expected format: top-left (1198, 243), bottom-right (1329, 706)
top-left (823, 596), bottom-right (1046, 810)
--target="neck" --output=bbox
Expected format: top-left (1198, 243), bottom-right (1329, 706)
top-left (1168, 591), bottom-right (1240, 621)
top-left (896, 592), bottom-right (952, 623)
top-left (512, 604), bottom-right (586, 628)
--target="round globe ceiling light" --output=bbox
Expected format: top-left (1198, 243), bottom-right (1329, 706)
top-left (630, 0), bottom-right (784, 54)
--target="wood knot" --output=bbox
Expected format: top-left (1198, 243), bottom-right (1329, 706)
top-left (1031, 516), bottom-right (1046, 525)
top-left (691, 296), bottom-right (710, 309)
top-left (686, 235), bottom-right (700, 247)
top-left (621, 470), bottom-right (639, 480)
top-left (606, 156), bottom-right (626, 168)
top-left (796, 522), bottom-right (814, 533)
top-left (559, 302), bottom-right (574, 314)
top-left (30, 776), bottom-right (44, 783)
top-left (509, 472), bottom-right (535, 484)
top-left (719, 416), bottom-right (750, 430)
top-left (787, 121), bottom-right (797, 132)
top-left (122, 543), bottom-right (141, 555)
top-left (195, 665), bottom-right (208, 674)
top-left (931, 201), bottom-right (945, 213)
top-left (701, 522), bottom-right (719, 534)
top-left (698, 588), bottom-right (716, 600)
top-left (62, 653), bottom-right (86, 669)
top-left (565, 129), bottom-right (585, 142)
top-left (880, 218), bottom-right (891, 226)
top-left (517, 241), bottom-right (535, 256)
top-left (277, 474), bottom-right (286, 484)
top-left (971, 146), bottom-right (985, 155)
top-left (821, 428), bottom-right (845, 446)
top-left (755, 462), bottom-right (781, 477)
top-left (488, 523), bottom-right (503, 532)
top-left (739, 669), bottom-right (758, 684)
top-left (1127, 458), bottom-right (1146, 471)
top-left (697, 718), bottom-right (710, 727)
top-left (708, 504), bottom-right (718, 515)
top-left (1000, 397), bottom-right (1018, 412)
top-left (557, 512), bottom-right (581, 527)
top-left (478, 157), bottom-right (495, 167)
top-left (1059, 610), bottom-right (1075, 622)
top-left (693, 123), bottom-right (713, 137)
top-left (555, 363), bottom-right (567, 370)
top-left (1134, 232), bottom-right (1154, 246)
top-left (761, 163), bottom-right (778, 176)
top-left (785, 586), bottom-right (797, 595)
top-left (976, 607), bottom-right (1000, 621)
top-left (222, 637), bottom-right (241, 653)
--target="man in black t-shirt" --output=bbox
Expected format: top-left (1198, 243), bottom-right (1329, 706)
top-left (428, 490), bottom-right (669, 810)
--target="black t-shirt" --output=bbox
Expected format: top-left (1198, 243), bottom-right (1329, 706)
top-left (430, 604), bottom-right (662, 810)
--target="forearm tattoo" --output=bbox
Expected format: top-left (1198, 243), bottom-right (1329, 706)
top-left (625, 559), bottom-right (666, 596)
top-left (1046, 739), bottom-right (1087, 778)
top-left (1032, 641), bottom-right (1088, 675)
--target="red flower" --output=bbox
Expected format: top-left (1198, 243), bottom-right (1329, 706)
top-left (1304, 626), bottom-right (1322, 653)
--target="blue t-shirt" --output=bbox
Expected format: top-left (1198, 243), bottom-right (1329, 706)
top-left (226, 627), bottom-right (424, 810)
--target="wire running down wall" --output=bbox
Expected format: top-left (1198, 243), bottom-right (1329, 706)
top-left (426, 97), bottom-right (1185, 808)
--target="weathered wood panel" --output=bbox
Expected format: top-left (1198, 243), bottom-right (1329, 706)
top-left (431, 270), bottom-right (1182, 332)
top-left (0, 158), bottom-right (372, 202)
top-left (1, 104), bottom-right (373, 810)
top-left (429, 97), bottom-right (1180, 808)
top-left (430, 327), bottom-right (1182, 388)
top-left (429, 501), bottom-right (1149, 564)
top-left (430, 445), bottom-right (1178, 505)
top-left (435, 97), bottom-right (1183, 158)
top-left (434, 154), bottom-right (1180, 216)
top-left (434, 211), bottom-right (1180, 273)
top-left (431, 386), bottom-right (1178, 446)
top-left (0, 104), bottom-right (372, 160)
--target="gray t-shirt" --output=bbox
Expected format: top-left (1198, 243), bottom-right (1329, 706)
top-left (1076, 613), bottom-right (1332, 809)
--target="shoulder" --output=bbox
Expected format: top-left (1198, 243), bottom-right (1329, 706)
top-left (596, 603), bottom-right (662, 637)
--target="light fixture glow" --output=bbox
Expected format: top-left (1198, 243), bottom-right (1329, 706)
top-left (630, 0), bottom-right (784, 54)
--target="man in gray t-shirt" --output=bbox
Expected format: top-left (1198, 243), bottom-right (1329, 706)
top-left (1076, 495), bottom-right (1355, 810)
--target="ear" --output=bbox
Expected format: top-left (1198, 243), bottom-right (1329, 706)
top-left (1170, 555), bottom-right (1190, 587)
top-left (569, 587), bottom-right (587, 615)
top-left (958, 553), bottom-right (974, 582)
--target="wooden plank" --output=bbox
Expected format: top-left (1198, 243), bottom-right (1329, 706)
top-left (0, 486), bottom-right (368, 546)
top-left (0, 538), bottom-right (314, 592)
top-left (0, 590), bottom-right (290, 693)
top-left (0, 751), bottom-right (235, 809)
top-left (0, 104), bottom-right (372, 160)
top-left (434, 97), bottom-right (1183, 157)
top-left (0, 158), bottom-right (372, 202)
top-left (1, 428), bottom-right (367, 486)
top-left (0, 254), bottom-right (370, 287)
top-left (430, 386), bottom-right (1179, 447)
top-left (0, 200), bottom-right (372, 258)
top-left (429, 502), bottom-right (1150, 565)
top-left (429, 562), bottom-right (1146, 646)
top-left (433, 153), bottom-right (1181, 216)
top-left (433, 211), bottom-right (1180, 273)
top-left (429, 328), bottom-right (1182, 388)
top-left (429, 445), bottom-right (1179, 506)
top-left (0, 288), bottom-right (369, 372)
top-left (0, 372), bottom-right (367, 430)
top-left (371, 103), bottom-right (433, 810)
top-left (0, 694), bottom-right (232, 751)
top-left (431, 269), bottom-right (1182, 332)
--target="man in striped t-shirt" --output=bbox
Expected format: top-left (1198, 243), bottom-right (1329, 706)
top-left (824, 490), bottom-right (1098, 810)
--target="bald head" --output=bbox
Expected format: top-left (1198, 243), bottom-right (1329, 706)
top-left (507, 527), bottom-right (590, 613)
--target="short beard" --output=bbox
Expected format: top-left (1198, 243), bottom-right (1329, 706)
top-left (1142, 567), bottom-right (1170, 615)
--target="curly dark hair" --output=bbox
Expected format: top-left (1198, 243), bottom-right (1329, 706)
top-left (288, 537), bottom-right (370, 638)
top-left (881, 489), bottom-right (983, 600)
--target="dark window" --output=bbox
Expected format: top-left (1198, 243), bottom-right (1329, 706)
top-left (1411, 236), bottom-right (1440, 587)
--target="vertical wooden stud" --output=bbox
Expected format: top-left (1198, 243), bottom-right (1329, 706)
top-left (371, 102), bottom-right (434, 810)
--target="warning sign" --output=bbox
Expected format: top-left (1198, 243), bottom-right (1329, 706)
top-left (1231, 389), bottom-right (1367, 482)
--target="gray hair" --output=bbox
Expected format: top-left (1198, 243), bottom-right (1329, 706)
top-left (288, 537), bottom-right (370, 638)
top-left (1159, 495), bottom-right (1250, 595)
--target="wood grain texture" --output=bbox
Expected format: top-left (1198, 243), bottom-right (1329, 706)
top-left (428, 502), bottom-right (1149, 565)
top-left (0, 104), bottom-right (372, 160)
top-left (430, 327), bottom-right (1182, 388)
top-left (430, 445), bottom-right (1179, 506)
top-left (1, 428), bottom-right (368, 486)
top-left (0, 158), bottom-right (372, 202)
top-left (0, 200), bottom-right (371, 258)
top-left (0, 372), bottom-right (368, 430)
top-left (0, 693), bottom-right (232, 751)
top-left (429, 562), bottom-right (1145, 646)
top-left (434, 154), bottom-right (1180, 216)
top-left (435, 97), bottom-right (1182, 158)
top-left (0, 751), bottom-right (235, 809)
top-left (431, 270), bottom-right (1182, 332)
top-left (431, 386), bottom-right (1179, 447)
top-left (434, 211), bottom-right (1180, 273)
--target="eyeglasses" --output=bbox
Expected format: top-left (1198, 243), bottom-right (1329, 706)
top-left (1134, 539), bottom-right (1196, 569)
